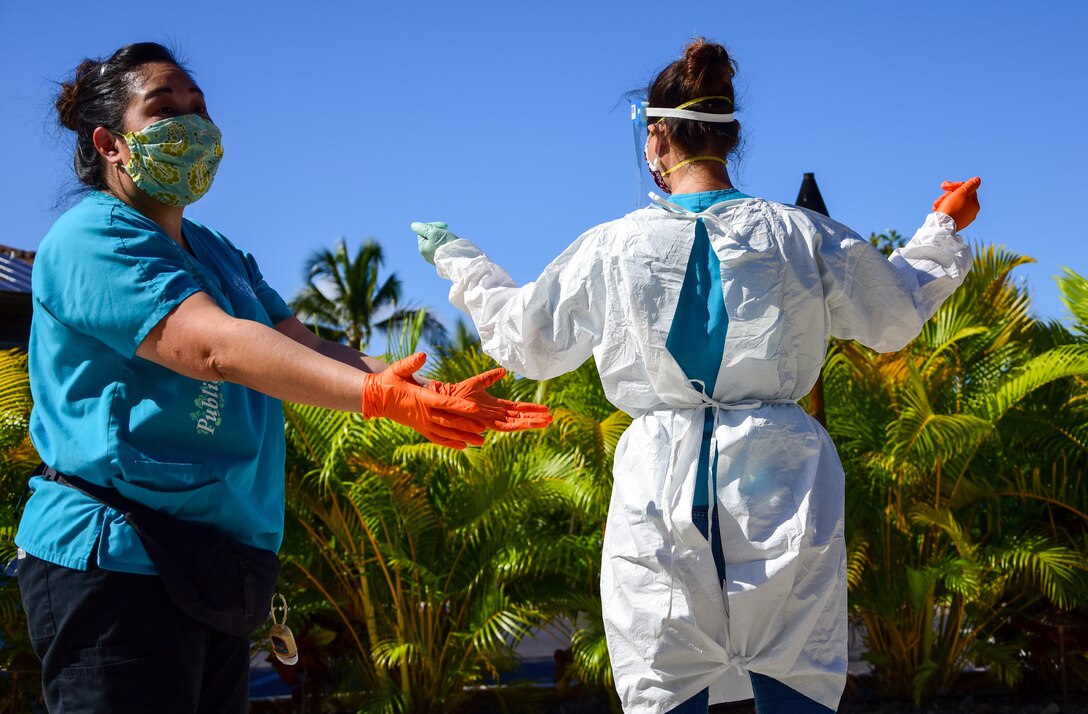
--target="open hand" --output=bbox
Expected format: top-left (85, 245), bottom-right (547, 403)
top-left (362, 353), bottom-right (487, 449)
top-left (430, 368), bottom-right (552, 433)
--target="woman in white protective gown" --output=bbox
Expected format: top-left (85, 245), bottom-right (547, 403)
top-left (411, 38), bottom-right (980, 714)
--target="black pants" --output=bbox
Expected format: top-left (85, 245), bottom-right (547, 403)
top-left (17, 553), bottom-right (250, 714)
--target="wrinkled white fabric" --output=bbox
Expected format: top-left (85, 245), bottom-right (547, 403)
top-left (434, 198), bottom-right (971, 713)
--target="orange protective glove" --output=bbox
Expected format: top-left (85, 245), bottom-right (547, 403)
top-left (932, 176), bottom-right (982, 231)
top-left (429, 368), bottom-right (553, 433)
top-left (362, 353), bottom-right (486, 449)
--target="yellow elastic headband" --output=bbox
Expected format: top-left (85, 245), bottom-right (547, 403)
top-left (675, 95), bottom-right (732, 110)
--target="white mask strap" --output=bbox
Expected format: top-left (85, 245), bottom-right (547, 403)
top-left (645, 107), bottom-right (735, 123)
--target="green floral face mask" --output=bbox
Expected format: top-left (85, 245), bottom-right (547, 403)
top-left (120, 113), bottom-right (224, 206)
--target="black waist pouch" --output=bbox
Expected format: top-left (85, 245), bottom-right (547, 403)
top-left (37, 465), bottom-right (279, 637)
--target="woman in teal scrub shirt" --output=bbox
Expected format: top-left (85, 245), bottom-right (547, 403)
top-left (16, 42), bottom-right (549, 714)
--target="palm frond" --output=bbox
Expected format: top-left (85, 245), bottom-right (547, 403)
top-left (980, 345), bottom-right (1088, 422)
top-left (988, 537), bottom-right (1086, 609)
top-left (1057, 267), bottom-right (1088, 339)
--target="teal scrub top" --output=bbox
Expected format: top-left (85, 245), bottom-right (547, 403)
top-left (662, 188), bottom-right (750, 507)
top-left (17, 191), bottom-right (293, 574)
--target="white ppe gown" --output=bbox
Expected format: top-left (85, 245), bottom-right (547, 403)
top-left (433, 197), bottom-right (972, 713)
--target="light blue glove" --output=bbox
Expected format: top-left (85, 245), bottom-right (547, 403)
top-left (410, 221), bottom-right (460, 265)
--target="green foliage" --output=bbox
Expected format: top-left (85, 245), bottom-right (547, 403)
top-left (827, 243), bottom-right (1088, 701)
top-left (868, 230), bottom-right (907, 257)
top-left (279, 350), bottom-right (624, 712)
top-left (1058, 268), bottom-right (1088, 340)
top-left (0, 349), bottom-right (41, 711)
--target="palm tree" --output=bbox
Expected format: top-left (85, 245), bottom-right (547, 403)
top-left (290, 238), bottom-right (448, 351)
top-left (827, 246), bottom-right (1088, 701)
top-left (279, 409), bottom-right (580, 711)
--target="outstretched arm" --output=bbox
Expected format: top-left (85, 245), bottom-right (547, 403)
top-left (818, 177), bottom-right (980, 353)
top-left (136, 292), bottom-right (487, 448)
top-left (412, 221), bottom-right (607, 381)
top-left (274, 315), bottom-right (409, 381)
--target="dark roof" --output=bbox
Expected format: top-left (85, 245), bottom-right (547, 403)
top-left (0, 246), bottom-right (33, 294)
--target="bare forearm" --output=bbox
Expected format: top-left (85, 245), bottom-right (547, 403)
top-left (208, 319), bottom-right (367, 411)
top-left (137, 296), bottom-right (369, 412)
top-left (313, 339), bottom-right (432, 387)
top-left (314, 340), bottom-right (386, 374)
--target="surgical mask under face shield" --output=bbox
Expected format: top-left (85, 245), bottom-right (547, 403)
top-left (630, 97), bottom-right (736, 207)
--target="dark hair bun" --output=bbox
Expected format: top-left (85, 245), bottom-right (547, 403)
top-left (55, 59), bottom-right (103, 131)
top-left (680, 37), bottom-right (737, 100)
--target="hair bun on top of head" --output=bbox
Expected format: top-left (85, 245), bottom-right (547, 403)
top-left (56, 59), bottom-right (105, 131)
top-left (680, 37), bottom-right (737, 99)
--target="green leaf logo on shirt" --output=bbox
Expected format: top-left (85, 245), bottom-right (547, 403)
top-left (191, 381), bottom-right (225, 435)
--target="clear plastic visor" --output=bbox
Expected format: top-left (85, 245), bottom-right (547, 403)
top-left (631, 101), bottom-right (652, 208)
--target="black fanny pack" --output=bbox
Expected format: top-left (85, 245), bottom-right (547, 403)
top-left (36, 465), bottom-right (280, 637)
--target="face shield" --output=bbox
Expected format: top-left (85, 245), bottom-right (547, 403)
top-left (630, 97), bottom-right (736, 207)
top-left (631, 101), bottom-right (654, 207)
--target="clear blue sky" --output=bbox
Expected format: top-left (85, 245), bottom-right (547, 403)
top-left (3, 1), bottom-right (1086, 351)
